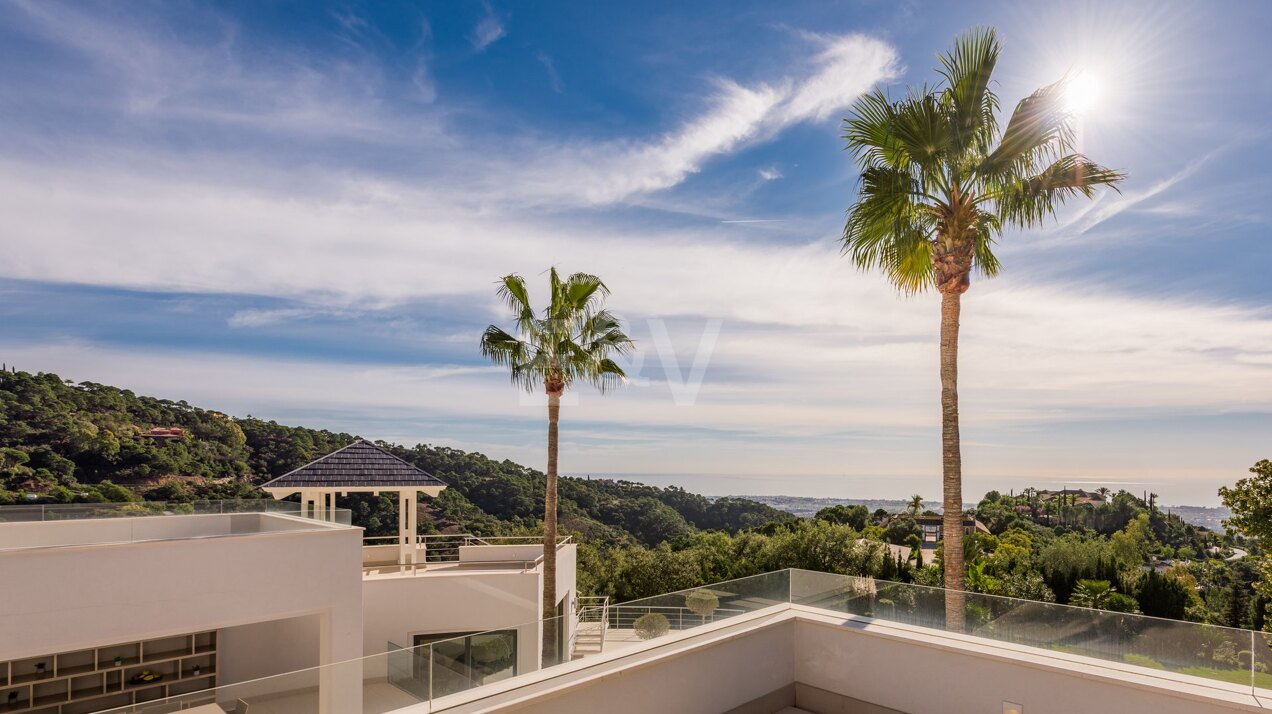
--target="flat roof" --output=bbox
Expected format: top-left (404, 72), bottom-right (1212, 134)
top-left (0, 511), bottom-right (352, 552)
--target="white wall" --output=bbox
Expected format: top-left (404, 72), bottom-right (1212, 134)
top-left (362, 544), bottom-right (578, 677)
top-left (447, 619), bottom-right (796, 714)
top-left (0, 520), bottom-right (364, 670)
top-left (219, 613), bottom-right (321, 686)
top-left (363, 570), bottom-right (542, 676)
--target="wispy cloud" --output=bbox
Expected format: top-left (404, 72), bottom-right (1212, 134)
top-left (491, 34), bottom-right (898, 205)
top-left (536, 52), bottom-right (563, 93)
top-left (469, 3), bottom-right (506, 52)
top-left (1059, 146), bottom-right (1226, 235)
top-left (758, 166), bottom-right (783, 181)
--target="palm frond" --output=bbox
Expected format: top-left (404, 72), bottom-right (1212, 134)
top-left (842, 89), bottom-right (909, 170)
top-left (937, 27), bottom-right (1001, 155)
top-left (996, 154), bottom-right (1125, 227)
top-left (978, 80), bottom-right (1072, 178)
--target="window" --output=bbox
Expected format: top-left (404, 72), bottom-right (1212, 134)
top-left (411, 630), bottom-right (517, 697)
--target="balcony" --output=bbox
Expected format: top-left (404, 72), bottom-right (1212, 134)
top-left (86, 569), bottom-right (1272, 714)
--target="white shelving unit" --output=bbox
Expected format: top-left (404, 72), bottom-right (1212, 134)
top-left (1, 631), bottom-right (217, 714)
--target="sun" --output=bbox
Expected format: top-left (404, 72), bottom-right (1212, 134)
top-left (1065, 72), bottom-right (1103, 115)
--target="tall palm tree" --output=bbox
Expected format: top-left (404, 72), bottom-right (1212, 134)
top-left (480, 268), bottom-right (632, 661)
top-left (908, 494), bottom-right (925, 515)
top-left (841, 28), bottom-right (1124, 629)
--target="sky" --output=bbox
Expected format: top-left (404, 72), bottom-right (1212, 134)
top-left (1, 0), bottom-right (1269, 506)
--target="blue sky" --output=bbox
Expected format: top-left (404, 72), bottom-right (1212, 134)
top-left (1, 0), bottom-right (1270, 505)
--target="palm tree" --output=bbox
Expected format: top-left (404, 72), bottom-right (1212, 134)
top-left (480, 268), bottom-right (632, 662)
top-left (841, 28), bottom-right (1124, 629)
top-left (908, 494), bottom-right (925, 515)
top-left (1069, 579), bottom-right (1115, 609)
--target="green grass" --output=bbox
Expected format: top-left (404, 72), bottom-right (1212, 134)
top-left (1123, 654), bottom-right (1165, 670)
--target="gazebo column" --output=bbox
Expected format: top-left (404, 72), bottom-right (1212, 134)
top-left (395, 489), bottom-right (419, 568)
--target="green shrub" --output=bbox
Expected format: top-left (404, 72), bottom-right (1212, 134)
top-left (634, 612), bottom-right (670, 640)
top-left (684, 589), bottom-right (719, 618)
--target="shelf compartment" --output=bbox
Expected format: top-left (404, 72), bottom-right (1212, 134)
top-left (141, 636), bottom-right (192, 663)
top-left (30, 679), bottom-right (68, 708)
top-left (124, 661), bottom-right (176, 690)
top-left (97, 644), bottom-right (140, 671)
top-left (52, 650), bottom-right (94, 679)
top-left (62, 692), bottom-right (131, 714)
top-left (1, 685), bottom-right (31, 710)
top-left (167, 675), bottom-right (215, 697)
top-left (9, 658), bottom-right (54, 685)
top-left (68, 673), bottom-right (103, 700)
top-left (193, 632), bottom-right (217, 655)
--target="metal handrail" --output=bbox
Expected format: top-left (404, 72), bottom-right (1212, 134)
top-left (603, 604), bottom-right (747, 630)
top-left (575, 596), bottom-right (611, 656)
top-left (362, 553), bottom-right (546, 576)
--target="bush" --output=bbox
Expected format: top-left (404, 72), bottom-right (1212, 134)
top-left (633, 612), bottom-right (670, 640)
top-left (684, 589), bottom-right (719, 618)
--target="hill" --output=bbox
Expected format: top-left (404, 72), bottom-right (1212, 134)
top-left (0, 369), bottom-right (793, 545)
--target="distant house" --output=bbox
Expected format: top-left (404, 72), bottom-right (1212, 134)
top-left (139, 427), bottom-right (185, 443)
top-left (1036, 488), bottom-right (1107, 506)
top-left (904, 514), bottom-right (991, 545)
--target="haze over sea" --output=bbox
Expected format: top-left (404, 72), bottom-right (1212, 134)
top-left (570, 472), bottom-right (1221, 508)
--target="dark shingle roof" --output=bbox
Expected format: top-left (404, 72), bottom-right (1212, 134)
top-left (261, 440), bottom-right (448, 490)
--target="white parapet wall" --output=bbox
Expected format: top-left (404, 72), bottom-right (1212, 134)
top-left (0, 512), bottom-right (365, 713)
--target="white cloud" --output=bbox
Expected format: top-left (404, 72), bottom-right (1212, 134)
top-left (758, 166), bottom-right (783, 181)
top-left (492, 34), bottom-right (898, 206)
top-left (470, 4), bottom-right (506, 52)
top-left (5, 0), bottom-right (420, 140)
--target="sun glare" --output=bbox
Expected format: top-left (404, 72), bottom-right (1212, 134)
top-left (1065, 72), bottom-right (1103, 115)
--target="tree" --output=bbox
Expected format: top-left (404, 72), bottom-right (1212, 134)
top-left (816, 504), bottom-right (869, 530)
top-left (1135, 570), bottom-right (1189, 620)
top-left (840, 27), bottom-right (1124, 628)
top-left (1219, 459), bottom-right (1272, 630)
top-left (1070, 579), bottom-right (1115, 609)
top-left (480, 268), bottom-right (633, 661)
top-left (908, 494), bottom-right (924, 516)
top-left (884, 515), bottom-right (921, 545)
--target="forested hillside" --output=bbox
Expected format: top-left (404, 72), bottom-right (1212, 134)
top-left (1, 369), bottom-right (1265, 631)
top-left (0, 369), bottom-right (792, 546)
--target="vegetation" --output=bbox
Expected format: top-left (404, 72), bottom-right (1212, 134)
top-left (839, 27), bottom-right (1125, 626)
top-left (633, 613), bottom-right (670, 640)
top-left (1219, 459), bottom-right (1272, 629)
top-left (479, 267), bottom-right (633, 651)
top-left (684, 589), bottom-right (720, 620)
top-left (3, 368), bottom-right (1263, 633)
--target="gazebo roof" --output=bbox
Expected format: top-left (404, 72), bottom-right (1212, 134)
top-left (260, 440), bottom-right (448, 491)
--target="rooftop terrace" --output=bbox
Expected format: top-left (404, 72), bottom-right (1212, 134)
top-left (0, 500), bottom-right (353, 552)
top-left (84, 569), bottom-right (1272, 714)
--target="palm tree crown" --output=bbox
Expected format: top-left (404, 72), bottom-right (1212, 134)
top-left (480, 268), bottom-right (633, 396)
top-left (842, 27), bottom-right (1124, 294)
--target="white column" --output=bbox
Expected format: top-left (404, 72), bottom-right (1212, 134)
top-left (398, 491), bottom-right (409, 567)
top-left (407, 491), bottom-right (418, 567)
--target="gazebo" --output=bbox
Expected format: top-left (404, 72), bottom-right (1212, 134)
top-left (261, 439), bottom-right (447, 566)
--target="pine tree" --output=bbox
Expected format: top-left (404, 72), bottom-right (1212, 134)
top-left (1224, 579), bottom-right (1251, 629)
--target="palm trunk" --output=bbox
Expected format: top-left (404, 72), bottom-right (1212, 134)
top-left (542, 390), bottom-right (561, 664)
top-left (940, 289), bottom-right (966, 632)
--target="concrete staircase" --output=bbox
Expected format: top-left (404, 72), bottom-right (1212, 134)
top-left (572, 620), bottom-right (606, 658)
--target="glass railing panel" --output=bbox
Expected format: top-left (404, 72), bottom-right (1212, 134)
top-left (1253, 630), bottom-right (1271, 696)
top-left (789, 569), bottom-right (1257, 690)
top-left (611, 570), bottom-right (791, 631)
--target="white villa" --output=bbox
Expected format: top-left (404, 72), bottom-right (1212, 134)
top-left (1, 442), bottom-right (1268, 714)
